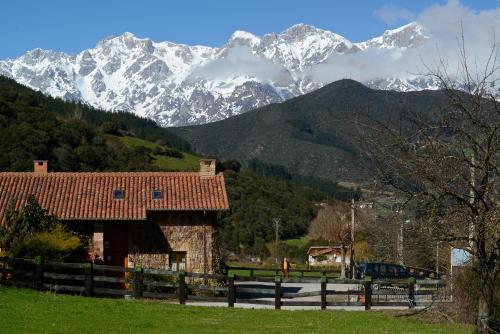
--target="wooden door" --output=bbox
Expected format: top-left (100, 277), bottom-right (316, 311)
top-left (104, 223), bottom-right (129, 267)
top-left (169, 251), bottom-right (187, 272)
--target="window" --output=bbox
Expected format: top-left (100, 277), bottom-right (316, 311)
top-left (388, 265), bottom-right (398, 277)
top-left (365, 263), bottom-right (378, 276)
top-left (169, 252), bottom-right (186, 272)
top-left (379, 264), bottom-right (388, 277)
top-left (113, 189), bottom-right (125, 199)
top-left (152, 190), bottom-right (163, 199)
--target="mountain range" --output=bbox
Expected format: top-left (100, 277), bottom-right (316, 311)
top-left (172, 79), bottom-right (449, 184)
top-left (0, 23), bottom-right (438, 126)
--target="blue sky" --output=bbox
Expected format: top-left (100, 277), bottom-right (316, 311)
top-left (1, 0), bottom-right (498, 59)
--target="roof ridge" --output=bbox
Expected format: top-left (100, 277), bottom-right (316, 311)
top-left (0, 171), bottom-right (225, 177)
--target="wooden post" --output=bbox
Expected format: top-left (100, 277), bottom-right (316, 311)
top-left (275, 275), bottom-right (282, 310)
top-left (227, 273), bottom-right (235, 308)
top-left (178, 272), bottom-right (186, 305)
top-left (321, 275), bottom-right (327, 310)
top-left (408, 277), bottom-right (416, 309)
top-left (364, 276), bottom-right (372, 311)
top-left (34, 256), bottom-right (44, 291)
top-left (83, 263), bottom-right (93, 297)
top-left (249, 268), bottom-right (254, 278)
top-left (133, 266), bottom-right (143, 299)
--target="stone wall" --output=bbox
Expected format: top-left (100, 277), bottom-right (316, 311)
top-left (69, 211), bottom-right (219, 273)
top-left (128, 211), bottom-right (217, 273)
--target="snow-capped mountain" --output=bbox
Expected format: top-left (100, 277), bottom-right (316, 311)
top-left (0, 23), bottom-right (433, 126)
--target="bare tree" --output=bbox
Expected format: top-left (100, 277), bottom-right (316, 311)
top-left (309, 202), bottom-right (352, 278)
top-left (355, 35), bottom-right (499, 333)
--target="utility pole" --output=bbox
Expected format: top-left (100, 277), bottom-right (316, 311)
top-left (395, 208), bottom-right (404, 266)
top-left (396, 206), bottom-right (408, 266)
top-left (272, 218), bottom-right (280, 265)
top-left (399, 219), bottom-right (404, 265)
top-left (469, 152), bottom-right (475, 250)
top-left (350, 198), bottom-right (355, 278)
top-left (436, 241), bottom-right (439, 276)
top-left (450, 246), bottom-right (454, 302)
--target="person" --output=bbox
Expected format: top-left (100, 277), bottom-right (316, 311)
top-left (283, 257), bottom-right (290, 278)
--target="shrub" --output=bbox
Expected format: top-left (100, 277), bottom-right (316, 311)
top-left (248, 237), bottom-right (270, 259)
top-left (13, 225), bottom-right (84, 262)
top-left (279, 242), bottom-right (306, 262)
top-left (354, 240), bottom-right (374, 262)
top-left (163, 148), bottom-right (183, 159)
top-left (438, 266), bottom-right (500, 328)
top-left (315, 255), bottom-right (328, 262)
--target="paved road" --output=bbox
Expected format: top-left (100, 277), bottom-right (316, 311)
top-left (187, 281), bottom-right (425, 310)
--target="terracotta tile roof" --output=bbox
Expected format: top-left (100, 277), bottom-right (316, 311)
top-left (307, 246), bottom-right (342, 256)
top-left (0, 172), bottom-right (229, 222)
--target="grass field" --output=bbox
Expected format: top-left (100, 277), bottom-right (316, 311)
top-left (226, 258), bottom-right (341, 278)
top-left (113, 135), bottom-right (200, 171)
top-left (0, 287), bottom-right (472, 334)
top-left (282, 236), bottom-right (310, 248)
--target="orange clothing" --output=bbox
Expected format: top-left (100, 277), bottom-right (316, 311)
top-left (283, 260), bottom-right (290, 278)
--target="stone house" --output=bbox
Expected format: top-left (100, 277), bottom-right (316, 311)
top-left (0, 159), bottom-right (229, 273)
top-left (307, 246), bottom-right (351, 266)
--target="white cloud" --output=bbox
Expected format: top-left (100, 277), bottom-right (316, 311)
top-left (189, 46), bottom-right (292, 86)
top-left (308, 1), bottom-right (500, 86)
top-left (186, 1), bottom-right (499, 91)
top-left (374, 4), bottom-right (415, 25)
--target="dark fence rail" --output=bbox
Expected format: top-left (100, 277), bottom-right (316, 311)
top-left (0, 256), bottom-right (445, 310)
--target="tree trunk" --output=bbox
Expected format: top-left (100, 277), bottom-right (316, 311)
top-left (340, 245), bottom-right (346, 279)
top-left (476, 267), bottom-right (493, 334)
top-left (476, 298), bottom-right (491, 334)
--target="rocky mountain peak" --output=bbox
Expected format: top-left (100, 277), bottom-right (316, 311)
top-left (359, 22), bottom-right (427, 49)
top-left (0, 23), bottom-right (438, 127)
top-left (96, 32), bottom-right (155, 54)
top-left (282, 23), bottom-right (323, 37)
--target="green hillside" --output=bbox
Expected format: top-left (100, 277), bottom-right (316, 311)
top-left (172, 79), bottom-right (448, 184)
top-left (113, 136), bottom-right (199, 171)
top-left (0, 76), bottom-right (335, 254)
top-left (0, 76), bottom-right (195, 172)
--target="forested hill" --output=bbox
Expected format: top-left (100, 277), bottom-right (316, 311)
top-left (173, 79), bottom-right (449, 184)
top-left (0, 76), bottom-right (351, 255)
top-left (0, 76), bottom-right (194, 172)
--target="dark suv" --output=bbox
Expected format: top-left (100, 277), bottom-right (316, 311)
top-left (357, 262), bottom-right (410, 279)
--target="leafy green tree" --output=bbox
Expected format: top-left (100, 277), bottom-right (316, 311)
top-left (0, 195), bottom-right (58, 253)
top-left (219, 170), bottom-right (319, 255)
top-left (100, 121), bottom-right (120, 135)
top-left (0, 75), bottom-right (192, 173)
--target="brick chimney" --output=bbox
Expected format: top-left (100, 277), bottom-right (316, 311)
top-left (34, 160), bottom-right (48, 174)
top-left (199, 159), bottom-right (216, 177)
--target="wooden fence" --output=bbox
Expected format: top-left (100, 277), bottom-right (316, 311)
top-left (225, 266), bottom-right (342, 278)
top-left (0, 257), bottom-right (446, 310)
